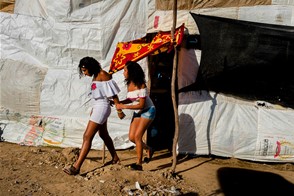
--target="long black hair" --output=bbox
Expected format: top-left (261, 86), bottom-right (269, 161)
top-left (125, 61), bottom-right (146, 87)
top-left (78, 57), bottom-right (102, 78)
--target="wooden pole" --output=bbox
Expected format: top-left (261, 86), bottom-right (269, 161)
top-left (170, 0), bottom-right (179, 173)
top-left (102, 143), bottom-right (106, 164)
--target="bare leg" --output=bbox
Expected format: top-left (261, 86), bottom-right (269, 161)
top-left (73, 121), bottom-right (99, 170)
top-left (130, 117), bottom-right (153, 165)
top-left (99, 120), bottom-right (119, 162)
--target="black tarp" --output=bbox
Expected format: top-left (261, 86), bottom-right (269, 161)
top-left (187, 13), bottom-right (294, 108)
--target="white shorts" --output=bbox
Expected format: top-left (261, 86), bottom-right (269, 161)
top-left (90, 101), bottom-right (111, 124)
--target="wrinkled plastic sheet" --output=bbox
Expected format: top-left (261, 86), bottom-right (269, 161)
top-left (177, 91), bottom-right (294, 162)
top-left (0, 0), bottom-right (147, 149)
top-left (191, 13), bottom-right (294, 109)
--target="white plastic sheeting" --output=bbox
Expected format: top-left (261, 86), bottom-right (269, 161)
top-left (0, 0), bottom-right (148, 149)
top-left (147, 1), bottom-right (294, 34)
top-left (177, 90), bottom-right (294, 162)
top-left (173, 2), bottom-right (294, 162)
top-left (176, 47), bottom-right (294, 162)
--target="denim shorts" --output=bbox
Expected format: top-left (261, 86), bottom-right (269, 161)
top-left (133, 106), bottom-right (156, 120)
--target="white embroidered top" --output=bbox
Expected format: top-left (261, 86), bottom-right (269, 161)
top-left (126, 88), bottom-right (154, 113)
top-left (90, 79), bottom-right (120, 105)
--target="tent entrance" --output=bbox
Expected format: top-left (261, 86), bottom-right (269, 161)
top-left (147, 50), bottom-right (175, 151)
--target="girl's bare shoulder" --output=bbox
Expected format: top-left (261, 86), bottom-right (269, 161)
top-left (97, 70), bottom-right (112, 81)
top-left (127, 82), bottom-right (137, 91)
top-left (140, 83), bottom-right (146, 89)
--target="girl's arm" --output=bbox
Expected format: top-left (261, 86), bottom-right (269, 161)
top-left (110, 98), bottom-right (132, 106)
top-left (116, 97), bottom-right (146, 110)
top-left (119, 99), bottom-right (132, 104)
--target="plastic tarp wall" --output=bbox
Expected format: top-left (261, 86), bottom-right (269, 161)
top-left (176, 3), bottom-right (294, 162)
top-left (147, 0), bottom-right (294, 34)
top-left (178, 89), bottom-right (294, 162)
top-left (191, 13), bottom-right (294, 108)
top-left (0, 0), bottom-right (148, 149)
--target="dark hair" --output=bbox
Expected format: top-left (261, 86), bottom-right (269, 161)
top-left (125, 61), bottom-right (146, 87)
top-left (78, 57), bottom-right (102, 78)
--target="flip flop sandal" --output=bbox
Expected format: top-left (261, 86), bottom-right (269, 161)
top-left (129, 163), bottom-right (143, 171)
top-left (63, 165), bottom-right (80, 175)
top-left (143, 147), bottom-right (154, 163)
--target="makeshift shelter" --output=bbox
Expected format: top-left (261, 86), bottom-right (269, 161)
top-left (0, 0), bottom-right (148, 149)
top-left (1, 0), bottom-right (294, 162)
top-left (177, 13), bottom-right (294, 162)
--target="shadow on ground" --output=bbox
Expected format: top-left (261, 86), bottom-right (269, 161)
top-left (217, 167), bottom-right (294, 196)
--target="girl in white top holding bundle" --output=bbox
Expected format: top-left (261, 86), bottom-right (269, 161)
top-left (116, 61), bottom-right (156, 171)
top-left (63, 57), bottom-right (125, 175)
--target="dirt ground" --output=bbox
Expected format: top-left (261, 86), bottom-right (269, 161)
top-left (0, 141), bottom-right (294, 196)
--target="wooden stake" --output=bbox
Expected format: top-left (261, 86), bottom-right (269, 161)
top-left (102, 142), bottom-right (106, 164)
top-left (171, 0), bottom-right (179, 174)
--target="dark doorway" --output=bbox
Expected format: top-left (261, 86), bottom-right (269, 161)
top-left (147, 50), bottom-right (175, 151)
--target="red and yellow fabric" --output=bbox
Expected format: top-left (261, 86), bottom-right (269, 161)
top-left (109, 23), bottom-right (185, 74)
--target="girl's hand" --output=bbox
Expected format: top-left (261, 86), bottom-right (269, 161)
top-left (115, 103), bottom-right (123, 110)
top-left (109, 100), bottom-right (114, 106)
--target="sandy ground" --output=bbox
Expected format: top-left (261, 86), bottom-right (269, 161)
top-left (0, 141), bottom-right (294, 196)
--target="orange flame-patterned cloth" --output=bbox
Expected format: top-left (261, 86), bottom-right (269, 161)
top-left (109, 23), bottom-right (185, 74)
